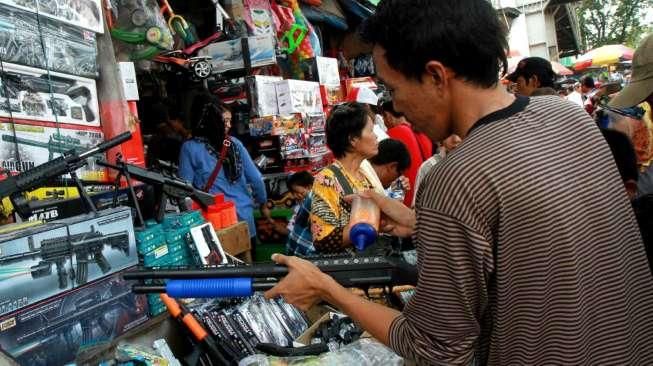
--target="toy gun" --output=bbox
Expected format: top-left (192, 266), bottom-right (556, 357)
top-left (0, 132), bottom-right (132, 219)
top-left (0, 228), bottom-right (130, 289)
top-left (1, 134), bottom-right (86, 161)
top-left (124, 255), bottom-right (417, 298)
top-left (96, 158), bottom-right (214, 225)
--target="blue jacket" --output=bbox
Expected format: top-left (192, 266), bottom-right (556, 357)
top-left (179, 138), bottom-right (267, 237)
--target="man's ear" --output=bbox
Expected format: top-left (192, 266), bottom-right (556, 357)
top-left (424, 61), bottom-right (448, 87)
top-left (530, 75), bottom-right (541, 88)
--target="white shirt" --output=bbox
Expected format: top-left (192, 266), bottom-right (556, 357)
top-left (567, 91), bottom-right (583, 107)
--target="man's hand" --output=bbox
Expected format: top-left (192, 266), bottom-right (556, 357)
top-left (260, 204), bottom-right (274, 223)
top-left (398, 176), bottom-right (410, 192)
top-left (264, 254), bottom-right (337, 311)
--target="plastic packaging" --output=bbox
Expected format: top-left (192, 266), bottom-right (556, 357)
top-left (349, 196), bottom-right (380, 251)
top-left (238, 338), bottom-right (403, 366)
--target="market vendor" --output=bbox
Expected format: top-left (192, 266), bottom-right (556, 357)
top-left (309, 102), bottom-right (383, 254)
top-left (264, 0), bottom-right (653, 365)
top-left (178, 95), bottom-right (271, 248)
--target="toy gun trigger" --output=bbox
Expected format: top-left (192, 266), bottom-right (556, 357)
top-left (280, 24), bottom-right (307, 55)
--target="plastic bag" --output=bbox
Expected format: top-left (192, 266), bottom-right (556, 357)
top-left (238, 338), bottom-right (403, 365)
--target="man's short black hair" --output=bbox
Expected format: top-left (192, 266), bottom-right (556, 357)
top-left (506, 57), bottom-right (556, 88)
top-left (601, 128), bottom-right (638, 183)
top-left (325, 102), bottom-right (372, 159)
top-left (380, 100), bottom-right (402, 118)
top-left (287, 171), bottom-right (314, 189)
top-left (582, 76), bottom-right (595, 89)
top-left (361, 0), bottom-right (508, 88)
top-left (369, 138), bottom-right (411, 173)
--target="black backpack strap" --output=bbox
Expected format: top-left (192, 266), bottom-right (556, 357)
top-left (327, 165), bottom-right (355, 196)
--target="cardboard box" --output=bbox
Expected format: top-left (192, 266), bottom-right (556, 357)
top-left (200, 35), bottom-right (276, 73)
top-left (275, 80), bottom-right (323, 115)
top-left (216, 221), bottom-right (251, 261)
top-left (0, 270), bottom-right (149, 366)
top-left (247, 75), bottom-right (283, 117)
top-left (0, 207), bottom-right (138, 317)
top-left (0, 122), bottom-right (107, 181)
top-left (304, 57), bottom-right (340, 86)
top-left (280, 133), bottom-right (309, 159)
top-left (344, 77), bottom-right (378, 96)
top-left (304, 112), bottom-right (326, 133)
top-left (0, 0), bottom-right (104, 33)
top-left (319, 84), bottom-right (344, 106)
top-left (249, 114), bottom-right (304, 136)
top-left (0, 3), bottom-right (98, 78)
top-left (0, 62), bottom-right (100, 127)
top-left (306, 132), bottom-right (327, 156)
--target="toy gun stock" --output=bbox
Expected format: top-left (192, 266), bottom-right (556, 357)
top-left (0, 132), bottom-right (132, 219)
top-left (124, 255), bottom-right (417, 298)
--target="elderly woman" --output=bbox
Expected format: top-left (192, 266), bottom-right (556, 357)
top-left (310, 102), bottom-right (382, 253)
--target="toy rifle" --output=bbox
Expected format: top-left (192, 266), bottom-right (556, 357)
top-left (0, 132), bottom-right (132, 219)
top-left (0, 227), bottom-right (130, 289)
top-left (1, 133), bottom-right (86, 161)
top-left (124, 255), bottom-right (417, 298)
top-left (96, 158), bottom-right (214, 225)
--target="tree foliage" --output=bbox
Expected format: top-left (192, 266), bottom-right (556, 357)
top-left (576, 0), bottom-right (653, 50)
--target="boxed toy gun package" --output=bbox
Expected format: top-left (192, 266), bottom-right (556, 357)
top-left (0, 3), bottom-right (98, 78)
top-left (0, 0), bottom-right (104, 33)
top-left (0, 207), bottom-right (138, 317)
top-left (0, 122), bottom-right (107, 181)
top-left (279, 133), bottom-right (308, 160)
top-left (0, 270), bottom-right (149, 366)
top-left (247, 75), bottom-right (282, 117)
top-left (304, 112), bottom-right (326, 133)
top-left (275, 80), bottom-right (323, 115)
top-left (0, 62), bottom-right (100, 127)
top-left (200, 35), bottom-right (276, 73)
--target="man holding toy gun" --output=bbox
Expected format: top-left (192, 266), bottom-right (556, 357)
top-left (264, 1), bottom-right (653, 365)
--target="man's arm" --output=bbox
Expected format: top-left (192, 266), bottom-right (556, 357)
top-left (263, 254), bottom-right (401, 345)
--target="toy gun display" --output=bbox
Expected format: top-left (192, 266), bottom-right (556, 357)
top-left (0, 132), bottom-right (132, 219)
top-left (8, 288), bottom-right (138, 364)
top-left (124, 255), bottom-right (417, 298)
top-left (0, 228), bottom-right (130, 289)
top-left (96, 158), bottom-right (214, 225)
top-left (2, 133), bottom-right (86, 161)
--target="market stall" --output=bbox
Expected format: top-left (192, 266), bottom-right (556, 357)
top-left (0, 0), bottom-right (414, 365)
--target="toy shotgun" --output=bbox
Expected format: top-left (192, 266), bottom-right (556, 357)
top-left (0, 132), bottom-right (132, 219)
top-left (124, 255), bottom-right (417, 298)
top-left (96, 159), bottom-right (214, 224)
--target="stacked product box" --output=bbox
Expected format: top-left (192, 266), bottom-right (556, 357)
top-left (0, 62), bottom-right (101, 127)
top-left (0, 207), bottom-right (138, 317)
top-left (275, 80), bottom-right (323, 116)
top-left (247, 75), bottom-right (283, 118)
top-left (0, 122), bottom-right (107, 181)
top-left (302, 57), bottom-right (344, 106)
top-left (0, 269), bottom-right (149, 366)
top-left (0, 3), bottom-right (98, 78)
top-left (135, 211), bottom-right (205, 316)
top-left (0, 0), bottom-right (104, 34)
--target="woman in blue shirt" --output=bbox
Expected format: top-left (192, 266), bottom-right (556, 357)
top-left (179, 95), bottom-right (269, 245)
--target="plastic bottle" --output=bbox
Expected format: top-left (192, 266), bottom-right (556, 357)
top-left (349, 196), bottom-right (381, 251)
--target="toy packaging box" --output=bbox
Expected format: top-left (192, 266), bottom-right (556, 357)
top-left (0, 0), bottom-right (104, 33)
top-left (304, 112), bottom-right (326, 133)
top-left (0, 3), bottom-right (98, 78)
top-left (303, 57), bottom-right (340, 86)
top-left (275, 80), bottom-right (323, 115)
top-left (0, 207), bottom-right (138, 317)
top-left (0, 270), bottom-right (149, 366)
top-left (0, 122), bottom-right (108, 181)
top-left (200, 35), bottom-right (276, 73)
top-left (0, 62), bottom-right (100, 127)
top-left (247, 75), bottom-right (282, 117)
top-left (249, 114), bottom-right (303, 136)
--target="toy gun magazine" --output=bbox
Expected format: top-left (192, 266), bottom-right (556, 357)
top-left (124, 255), bottom-right (418, 298)
top-left (0, 132), bottom-right (132, 219)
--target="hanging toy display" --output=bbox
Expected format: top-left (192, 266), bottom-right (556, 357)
top-left (275, 0), bottom-right (315, 78)
top-left (107, 0), bottom-right (174, 61)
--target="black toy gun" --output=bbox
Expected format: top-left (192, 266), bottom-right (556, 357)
top-left (73, 229), bottom-right (130, 286)
top-left (124, 255), bottom-right (417, 298)
top-left (96, 158), bottom-right (214, 224)
top-left (0, 132), bottom-right (132, 219)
